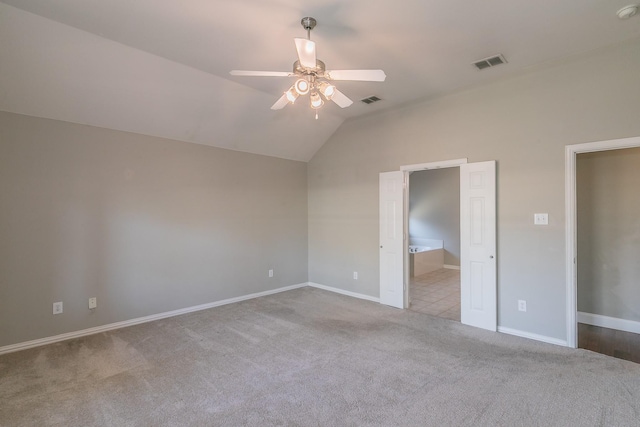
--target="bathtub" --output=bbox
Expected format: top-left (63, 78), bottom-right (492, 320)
top-left (409, 245), bottom-right (432, 253)
top-left (409, 240), bottom-right (444, 276)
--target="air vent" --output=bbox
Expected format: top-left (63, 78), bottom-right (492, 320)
top-left (473, 54), bottom-right (507, 70)
top-left (361, 95), bottom-right (382, 104)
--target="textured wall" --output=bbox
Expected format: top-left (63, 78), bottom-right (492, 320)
top-left (0, 112), bottom-right (308, 347)
top-left (409, 168), bottom-right (460, 266)
top-left (308, 39), bottom-right (640, 342)
top-left (577, 147), bottom-right (640, 321)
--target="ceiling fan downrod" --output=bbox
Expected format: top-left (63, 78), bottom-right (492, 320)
top-left (301, 17), bottom-right (316, 40)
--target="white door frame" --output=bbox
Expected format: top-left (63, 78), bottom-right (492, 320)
top-left (565, 136), bottom-right (640, 348)
top-left (400, 158), bottom-right (468, 308)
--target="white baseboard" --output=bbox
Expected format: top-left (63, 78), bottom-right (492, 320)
top-left (0, 283), bottom-right (308, 356)
top-left (577, 312), bottom-right (640, 335)
top-left (444, 264), bottom-right (460, 270)
top-left (498, 326), bottom-right (569, 347)
top-left (308, 282), bottom-right (380, 303)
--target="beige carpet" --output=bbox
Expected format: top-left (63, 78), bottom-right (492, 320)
top-left (1, 287), bottom-right (639, 426)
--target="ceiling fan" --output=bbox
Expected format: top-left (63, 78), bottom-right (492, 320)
top-left (230, 17), bottom-right (386, 118)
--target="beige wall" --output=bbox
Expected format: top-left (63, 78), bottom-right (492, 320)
top-left (3, 41), bottom-right (640, 349)
top-left (308, 39), bottom-right (640, 341)
top-left (577, 147), bottom-right (640, 321)
top-left (409, 168), bottom-right (460, 266)
top-left (0, 112), bottom-right (308, 347)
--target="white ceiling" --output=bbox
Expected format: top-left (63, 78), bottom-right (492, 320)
top-left (1, 1), bottom-right (639, 161)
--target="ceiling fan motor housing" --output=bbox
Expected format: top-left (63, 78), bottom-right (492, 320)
top-left (293, 59), bottom-right (326, 76)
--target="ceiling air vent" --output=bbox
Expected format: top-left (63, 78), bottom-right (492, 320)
top-left (473, 54), bottom-right (507, 70)
top-left (361, 95), bottom-right (382, 105)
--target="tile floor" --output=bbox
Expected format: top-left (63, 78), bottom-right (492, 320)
top-left (409, 268), bottom-right (460, 321)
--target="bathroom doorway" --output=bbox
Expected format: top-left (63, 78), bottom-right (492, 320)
top-left (408, 168), bottom-right (461, 321)
top-left (380, 158), bottom-right (496, 331)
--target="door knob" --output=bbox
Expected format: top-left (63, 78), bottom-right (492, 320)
top-left (489, 255), bottom-right (494, 259)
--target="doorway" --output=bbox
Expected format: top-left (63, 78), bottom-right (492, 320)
top-left (379, 158), bottom-right (497, 331)
top-left (575, 146), bottom-right (640, 362)
top-left (407, 168), bottom-right (461, 321)
top-left (565, 136), bottom-right (640, 350)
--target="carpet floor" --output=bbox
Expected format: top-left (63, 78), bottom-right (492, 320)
top-left (1, 287), bottom-right (639, 426)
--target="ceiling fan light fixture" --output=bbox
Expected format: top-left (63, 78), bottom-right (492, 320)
top-left (310, 91), bottom-right (324, 109)
top-left (231, 17), bottom-right (385, 117)
top-left (317, 81), bottom-right (336, 100)
top-left (285, 86), bottom-right (299, 104)
top-left (294, 78), bottom-right (310, 95)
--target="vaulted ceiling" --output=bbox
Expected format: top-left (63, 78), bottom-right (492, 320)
top-left (1, 1), bottom-right (639, 161)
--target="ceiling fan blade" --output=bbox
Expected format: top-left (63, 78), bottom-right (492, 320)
top-left (325, 69), bottom-right (386, 82)
top-left (271, 94), bottom-right (289, 110)
top-left (294, 38), bottom-right (316, 69)
top-left (230, 70), bottom-right (291, 77)
top-left (331, 89), bottom-right (353, 108)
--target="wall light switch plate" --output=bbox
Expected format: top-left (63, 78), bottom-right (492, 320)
top-left (353, 272), bottom-right (358, 280)
top-left (534, 213), bottom-right (548, 225)
top-left (89, 297), bottom-right (97, 309)
top-left (268, 269), bottom-right (273, 278)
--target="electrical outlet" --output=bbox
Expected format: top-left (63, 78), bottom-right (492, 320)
top-left (89, 297), bottom-right (97, 309)
top-left (53, 301), bottom-right (63, 315)
top-left (534, 213), bottom-right (548, 225)
top-left (518, 300), bottom-right (527, 312)
top-left (353, 272), bottom-right (358, 280)
top-left (268, 269), bottom-right (273, 278)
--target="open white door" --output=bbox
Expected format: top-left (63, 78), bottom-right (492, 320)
top-left (460, 161), bottom-right (497, 331)
top-left (379, 171), bottom-right (405, 308)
